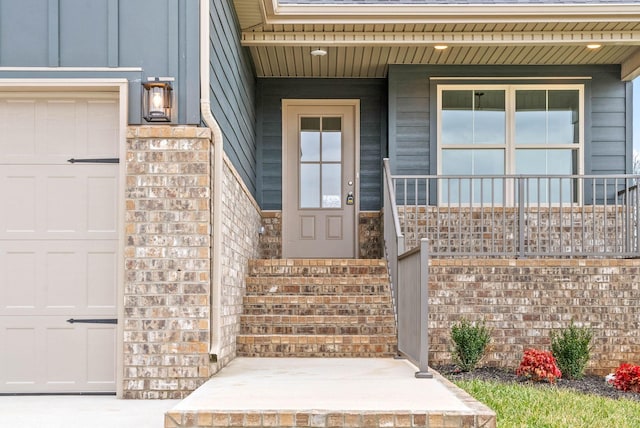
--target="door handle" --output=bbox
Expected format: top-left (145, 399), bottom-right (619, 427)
top-left (66, 318), bottom-right (118, 324)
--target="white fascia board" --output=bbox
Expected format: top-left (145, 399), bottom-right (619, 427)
top-left (622, 47), bottom-right (640, 81)
top-left (242, 30), bottom-right (640, 47)
top-left (264, 0), bottom-right (640, 24)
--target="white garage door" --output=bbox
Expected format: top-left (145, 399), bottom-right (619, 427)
top-left (0, 92), bottom-right (120, 394)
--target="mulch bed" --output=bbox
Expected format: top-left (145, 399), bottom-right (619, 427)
top-left (435, 365), bottom-right (640, 402)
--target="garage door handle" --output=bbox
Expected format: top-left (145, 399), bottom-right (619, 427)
top-left (66, 318), bottom-right (118, 324)
top-left (67, 158), bottom-right (119, 164)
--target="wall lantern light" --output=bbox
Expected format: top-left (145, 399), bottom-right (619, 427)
top-left (142, 77), bottom-right (174, 122)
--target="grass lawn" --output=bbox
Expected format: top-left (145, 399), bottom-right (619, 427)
top-left (455, 379), bottom-right (640, 428)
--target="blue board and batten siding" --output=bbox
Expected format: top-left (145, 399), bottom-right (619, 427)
top-left (256, 78), bottom-right (387, 211)
top-left (388, 64), bottom-right (633, 176)
top-left (209, 0), bottom-right (257, 195)
top-left (0, 0), bottom-right (200, 124)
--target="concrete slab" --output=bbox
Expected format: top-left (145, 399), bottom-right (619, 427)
top-left (166, 358), bottom-right (496, 427)
top-left (0, 395), bottom-right (179, 428)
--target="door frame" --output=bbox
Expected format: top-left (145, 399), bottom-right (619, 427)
top-left (281, 99), bottom-right (361, 258)
top-left (0, 78), bottom-right (127, 397)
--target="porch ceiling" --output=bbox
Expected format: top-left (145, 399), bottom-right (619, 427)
top-left (233, 0), bottom-right (640, 80)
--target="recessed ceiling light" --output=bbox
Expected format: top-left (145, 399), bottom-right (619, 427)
top-left (587, 44), bottom-right (602, 49)
top-left (434, 45), bottom-right (448, 50)
top-left (311, 48), bottom-right (327, 56)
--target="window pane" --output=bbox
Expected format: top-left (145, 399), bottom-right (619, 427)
top-left (516, 149), bottom-right (574, 175)
top-left (300, 164), bottom-right (320, 208)
top-left (442, 149), bottom-right (504, 204)
top-left (442, 149), bottom-right (504, 175)
top-left (301, 117), bottom-right (320, 131)
top-left (442, 90), bottom-right (473, 145)
top-left (442, 150), bottom-right (472, 175)
top-left (548, 90), bottom-right (579, 145)
top-left (474, 90), bottom-right (505, 145)
top-left (322, 164), bottom-right (341, 208)
top-left (301, 132), bottom-right (320, 162)
top-left (474, 149), bottom-right (505, 175)
top-left (515, 90), bottom-right (547, 145)
top-left (322, 132), bottom-right (341, 162)
top-left (322, 117), bottom-right (341, 131)
top-left (516, 149), bottom-right (576, 203)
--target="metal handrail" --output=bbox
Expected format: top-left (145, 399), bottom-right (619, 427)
top-left (390, 173), bottom-right (640, 258)
top-left (383, 160), bottom-right (431, 377)
top-left (383, 159), bottom-right (405, 316)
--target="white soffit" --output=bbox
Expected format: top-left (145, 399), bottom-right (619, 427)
top-left (234, 1), bottom-right (640, 79)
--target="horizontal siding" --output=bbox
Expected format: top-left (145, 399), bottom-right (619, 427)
top-left (256, 78), bottom-right (387, 210)
top-left (389, 68), bottom-right (431, 175)
top-left (209, 0), bottom-right (257, 195)
top-left (388, 64), bottom-right (631, 176)
top-left (590, 68), bottom-right (629, 174)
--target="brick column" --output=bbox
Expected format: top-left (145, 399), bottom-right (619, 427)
top-left (124, 126), bottom-right (212, 399)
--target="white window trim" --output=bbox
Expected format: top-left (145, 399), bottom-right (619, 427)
top-left (436, 83), bottom-right (585, 205)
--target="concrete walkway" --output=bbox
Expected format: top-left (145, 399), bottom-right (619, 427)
top-left (0, 395), bottom-right (179, 428)
top-left (0, 359), bottom-right (495, 428)
top-left (166, 358), bottom-right (495, 427)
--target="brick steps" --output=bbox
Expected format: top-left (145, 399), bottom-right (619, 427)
top-left (238, 259), bottom-right (397, 358)
top-left (236, 334), bottom-right (397, 357)
top-left (246, 280), bottom-right (389, 295)
top-left (240, 320), bottom-right (396, 336)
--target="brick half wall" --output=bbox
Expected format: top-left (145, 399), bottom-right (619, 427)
top-left (216, 155), bottom-right (262, 367)
top-left (124, 126), bottom-right (212, 399)
top-left (428, 259), bottom-right (640, 375)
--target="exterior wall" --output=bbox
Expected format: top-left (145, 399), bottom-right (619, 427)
top-left (428, 258), bottom-right (640, 375)
top-left (216, 155), bottom-right (262, 366)
top-left (256, 211), bottom-right (383, 259)
top-left (398, 206), bottom-right (639, 257)
top-left (359, 211), bottom-right (384, 259)
top-left (0, 0), bottom-right (200, 125)
top-left (256, 78), bottom-right (387, 211)
top-left (124, 126), bottom-right (213, 399)
top-left (209, 0), bottom-right (258, 196)
top-left (388, 64), bottom-right (631, 176)
top-left (259, 211), bottom-right (282, 259)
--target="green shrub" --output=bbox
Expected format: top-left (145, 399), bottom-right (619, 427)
top-left (551, 321), bottom-right (593, 380)
top-left (450, 318), bottom-right (491, 372)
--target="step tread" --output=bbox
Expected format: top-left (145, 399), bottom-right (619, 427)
top-left (240, 326), bottom-right (397, 335)
top-left (243, 295), bottom-right (391, 303)
top-left (240, 314), bottom-right (396, 322)
top-left (237, 334), bottom-right (398, 342)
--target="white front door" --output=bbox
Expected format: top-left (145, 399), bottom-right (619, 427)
top-left (0, 92), bottom-right (119, 393)
top-left (282, 100), bottom-right (359, 258)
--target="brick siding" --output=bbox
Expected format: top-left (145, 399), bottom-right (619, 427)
top-left (428, 258), bottom-right (640, 374)
top-left (216, 156), bottom-right (262, 366)
top-left (124, 126), bottom-right (213, 398)
top-left (399, 206), bottom-right (638, 256)
top-left (258, 211), bottom-right (384, 259)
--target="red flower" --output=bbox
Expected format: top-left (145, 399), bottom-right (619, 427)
top-left (612, 363), bottom-right (640, 393)
top-left (516, 349), bottom-right (562, 384)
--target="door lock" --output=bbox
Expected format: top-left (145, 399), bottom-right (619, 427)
top-left (346, 191), bottom-right (354, 205)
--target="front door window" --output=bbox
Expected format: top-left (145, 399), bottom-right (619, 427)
top-left (299, 117), bottom-right (342, 209)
